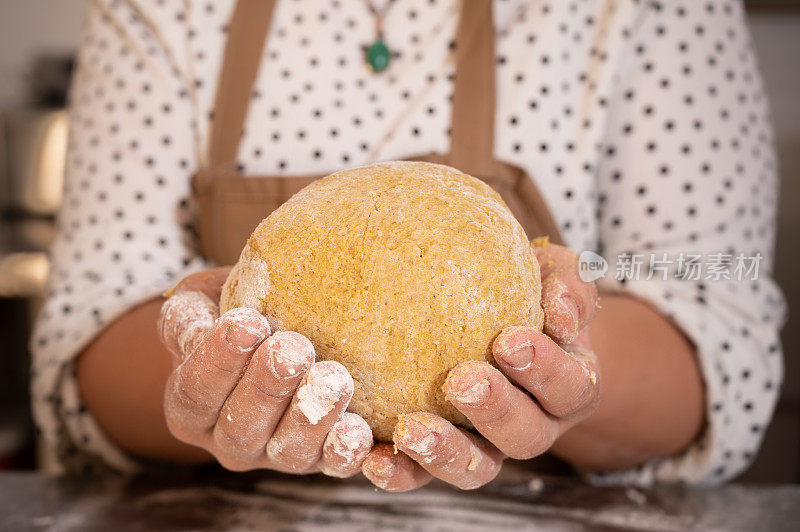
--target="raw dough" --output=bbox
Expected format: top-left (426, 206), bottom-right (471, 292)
top-left (220, 161), bottom-right (543, 440)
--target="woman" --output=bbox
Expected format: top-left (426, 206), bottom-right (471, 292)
top-left (32, 0), bottom-right (785, 489)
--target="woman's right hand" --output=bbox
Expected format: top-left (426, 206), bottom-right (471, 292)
top-left (157, 267), bottom-right (373, 476)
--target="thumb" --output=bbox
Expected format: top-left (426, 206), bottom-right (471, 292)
top-left (167, 267), bottom-right (232, 302)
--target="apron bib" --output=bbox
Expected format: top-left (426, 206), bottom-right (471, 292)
top-left (192, 0), bottom-right (563, 265)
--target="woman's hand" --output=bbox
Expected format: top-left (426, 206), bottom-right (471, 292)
top-left (361, 243), bottom-right (600, 491)
top-left (158, 268), bottom-right (373, 477)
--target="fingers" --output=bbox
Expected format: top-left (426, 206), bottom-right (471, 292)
top-left (533, 243), bottom-right (598, 344)
top-left (319, 413), bottom-right (373, 478)
top-left (211, 331), bottom-right (314, 470)
top-left (443, 361), bottom-right (559, 460)
top-left (265, 361), bottom-right (354, 473)
top-left (532, 241), bottom-right (576, 278)
top-left (493, 327), bottom-right (600, 420)
top-left (158, 267), bottom-right (233, 361)
top-left (362, 443), bottom-right (432, 492)
top-left (164, 307), bottom-right (270, 440)
top-left (393, 413), bottom-right (504, 490)
top-left (169, 267), bottom-right (232, 301)
top-left (158, 290), bottom-right (219, 362)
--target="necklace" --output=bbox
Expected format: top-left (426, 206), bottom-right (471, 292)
top-left (363, 0), bottom-right (398, 73)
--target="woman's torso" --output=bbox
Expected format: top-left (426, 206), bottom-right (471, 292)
top-left (179, 0), bottom-right (634, 254)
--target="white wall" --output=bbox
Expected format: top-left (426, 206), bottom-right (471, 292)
top-left (750, 12), bottom-right (800, 400)
top-left (744, 11), bottom-right (800, 484)
top-left (0, 0), bottom-right (88, 108)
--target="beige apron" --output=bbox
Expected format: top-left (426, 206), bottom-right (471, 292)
top-left (192, 0), bottom-right (563, 266)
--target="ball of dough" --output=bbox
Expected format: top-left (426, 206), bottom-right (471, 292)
top-left (220, 161), bottom-right (543, 441)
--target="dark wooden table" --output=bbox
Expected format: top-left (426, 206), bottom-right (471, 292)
top-left (1, 466), bottom-right (798, 531)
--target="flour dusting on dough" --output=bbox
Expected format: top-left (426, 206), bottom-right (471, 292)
top-left (221, 244), bottom-right (270, 313)
top-left (296, 361), bottom-right (353, 424)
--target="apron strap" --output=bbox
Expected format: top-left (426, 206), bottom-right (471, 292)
top-left (449, 0), bottom-right (495, 177)
top-left (206, 0), bottom-right (279, 174)
top-left (449, 1), bottom-right (564, 244)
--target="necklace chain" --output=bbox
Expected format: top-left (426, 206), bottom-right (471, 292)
top-left (364, 0), bottom-right (396, 21)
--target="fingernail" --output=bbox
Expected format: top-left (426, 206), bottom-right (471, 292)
top-left (226, 325), bottom-right (264, 351)
top-left (394, 417), bottom-right (439, 459)
top-left (326, 413), bottom-right (372, 461)
top-left (222, 308), bottom-right (267, 351)
top-left (498, 345), bottom-right (534, 371)
top-left (296, 361), bottom-right (353, 424)
top-left (448, 375), bottom-right (490, 406)
top-left (364, 454), bottom-right (398, 488)
top-left (265, 331), bottom-right (315, 379)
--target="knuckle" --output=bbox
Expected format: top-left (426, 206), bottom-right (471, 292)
top-left (509, 430), bottom-right (554, 460)
top-left (551, 398), bottom-right (585, 420)
top-left (533, 361), bottom-right (560, 392)
top-left (164, 415), bottom-right (199, 446)
top-left (265, 437), bottom-right (317, 472)
top-left (476, 394), bottom-right (513, 427)
top-left (205, 350), bottom-right (246, 376)
top-left (173, 376), bottom-right (206, 409)
top-left (212, 421), bottom-right (262, 458)
top-left (249, 373), bottom-right (295, 401)
top-left (164, 403), bottom-right (207, 447)
top-left (197, 335), bottom-right (250, 376)
top-left (168, 376), bottom-right (216, 423)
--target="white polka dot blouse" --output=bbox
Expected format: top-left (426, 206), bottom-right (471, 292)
top-left (31, 0), bottom-right (786, 484)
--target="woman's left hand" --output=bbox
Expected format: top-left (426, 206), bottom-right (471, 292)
top-left (361, 242), bottom-right (601, 491)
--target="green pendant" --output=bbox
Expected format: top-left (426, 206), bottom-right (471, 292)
top-left (366, 39), bottom-right (391, 73)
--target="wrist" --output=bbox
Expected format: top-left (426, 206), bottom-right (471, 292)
top-left (549, 293), bottom-right (705, 472)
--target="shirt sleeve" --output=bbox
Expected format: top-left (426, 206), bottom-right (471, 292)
top-left (591, 0), bottom-right (786, 486)
top-left (30, 0), bottom-right (208, 474)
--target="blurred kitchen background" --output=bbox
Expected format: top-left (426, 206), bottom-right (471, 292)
top-left (0, 0), bottom-right (798, 481)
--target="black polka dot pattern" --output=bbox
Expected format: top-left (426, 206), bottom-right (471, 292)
top-left (31, 0), bottom-right (785, 483)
